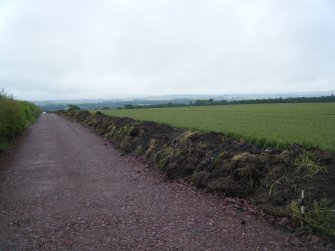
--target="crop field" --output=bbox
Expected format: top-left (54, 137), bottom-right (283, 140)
top-left (101, 103), bottom-right (335, 152)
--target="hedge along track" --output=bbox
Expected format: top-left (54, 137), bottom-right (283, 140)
top-left (57, 110), bottom-right (335, 238)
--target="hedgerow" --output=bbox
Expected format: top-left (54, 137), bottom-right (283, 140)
top-left (0, 90), bottom-right (41, 152)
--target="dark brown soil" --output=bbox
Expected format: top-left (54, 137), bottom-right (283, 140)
top-left (0, 113), bottom-right (333, 250)
top-left (58, 110), bottom-right (335, 238)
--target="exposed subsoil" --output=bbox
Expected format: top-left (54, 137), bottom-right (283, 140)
top-left (0, 113), bottom-right (332, 250)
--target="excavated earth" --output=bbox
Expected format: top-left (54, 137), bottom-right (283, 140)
top-left (58, 110), bottom-right (335, 237)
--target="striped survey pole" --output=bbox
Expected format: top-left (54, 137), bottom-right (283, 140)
top-left (301, 190), bottom-right (305, 226)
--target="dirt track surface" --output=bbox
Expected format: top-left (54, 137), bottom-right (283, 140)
top-left (0, 114), bottom-right (323, 250)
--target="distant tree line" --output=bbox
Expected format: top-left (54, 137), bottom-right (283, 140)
top-left (121, 95), bottom-right (335, 109)
top-left (67, 104), bottom-right (81, 111)
top-left (37, 98), bottom-right (194, 111)
top-left (37, 95), bottom-right (335, 111)
top-left (223, 95), bottom-right (335, 105)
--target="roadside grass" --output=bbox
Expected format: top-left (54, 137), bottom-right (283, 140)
top-left (100, 103), bottom-right (335, 152)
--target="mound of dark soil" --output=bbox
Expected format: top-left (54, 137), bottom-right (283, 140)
top-left (57, 110), bottom-right (335, 236)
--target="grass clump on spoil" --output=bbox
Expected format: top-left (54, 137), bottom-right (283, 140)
top-left (290, 199), bottom-right (335, 238)
top-left (294, 153), bottom-right (328, 177)
top-left (58, 110), bottom-right (335, 238)
top-left (0, 90), bottom-right (41, 153)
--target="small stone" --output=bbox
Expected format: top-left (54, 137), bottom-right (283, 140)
top-left (267, 217), bottom-right (275, 224)
top-left (247, 207), bottom-right (258, 215)
top-left (307, 233), bottom-right (313, 240)
top-left (225, 198), bottom-right (236, 203)
top-left (311, 235), bottom-right (320, 244)
top-left (234, 204), bottom-right (244, 211)
top-left (278, 217), bottom-right (290, 226)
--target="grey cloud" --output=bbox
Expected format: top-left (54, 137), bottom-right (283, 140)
top-left (0, 0), bottom-right (334, 100)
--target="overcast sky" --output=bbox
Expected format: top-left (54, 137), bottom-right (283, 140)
top-left (0, 0), bottom-right (334, 100)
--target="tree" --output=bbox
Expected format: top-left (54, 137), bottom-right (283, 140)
top-left (124, 104), bottom-right (134, 109)
top-left (67, 104), bottom-right (80, 111)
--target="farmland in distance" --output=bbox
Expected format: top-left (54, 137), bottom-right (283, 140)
top-left (101, 103), bottom-right (335, 152)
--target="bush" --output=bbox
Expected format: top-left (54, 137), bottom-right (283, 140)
top-left (67, 104), bottom-right (81, 111)
top-left (124, 104), bottom-right (134, 109)
top-left (0, 90), bottom-right (41, 152)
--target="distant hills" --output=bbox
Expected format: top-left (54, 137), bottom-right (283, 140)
top-left (34, 91), bottom-right (335, 111)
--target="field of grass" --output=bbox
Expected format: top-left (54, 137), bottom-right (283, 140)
top-left (101, 103), bottom-right (335, 152)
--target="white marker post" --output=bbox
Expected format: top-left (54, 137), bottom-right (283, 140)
top-left (301, 190), bottom-right (305, 226)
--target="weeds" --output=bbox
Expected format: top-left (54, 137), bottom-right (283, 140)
top-left (267, 176), bottom-right (288, 199)
top-left (179, 130), bottom-right (197, 145)
top-left (295, 153), bottom-right (327, 177)
top-left (290, 199), bottom-right (335, 238)
top-left (145, 139), bottom-right (157, 157)
top-left (156, 144), bottom-right (184, 170)
top-left (211, 151), bottom-right (226, 168)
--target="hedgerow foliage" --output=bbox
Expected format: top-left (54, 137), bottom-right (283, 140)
top-left (0, 89), bottom-right (41, 152)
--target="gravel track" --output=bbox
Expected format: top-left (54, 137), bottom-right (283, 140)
top-left (0, 114), bottom-right (324, 250)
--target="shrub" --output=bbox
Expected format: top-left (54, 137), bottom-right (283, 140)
top-left (67, 104), bottom-right (81, 111)
top-left (0, 90), bottom-right (41, 152)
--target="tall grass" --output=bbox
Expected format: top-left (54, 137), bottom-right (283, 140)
top-left (0, 90), bottom-right (41, 152)
top-left (290, 199), bottom-right (335, 238)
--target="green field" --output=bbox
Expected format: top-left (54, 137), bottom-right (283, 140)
top-left (101, 103), bottom-right (335, 152)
